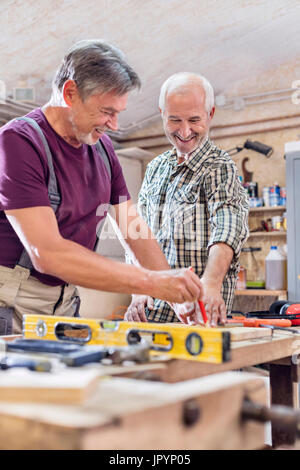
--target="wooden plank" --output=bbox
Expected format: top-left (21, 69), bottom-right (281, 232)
top-left (0, 368), bottom-right (100, 404)
top-left (235, 289), bottom-right (287, 297)
top-left (217, 326), bottom-right (272, 341)
top-left (153, 333), bottom-right (300, 383)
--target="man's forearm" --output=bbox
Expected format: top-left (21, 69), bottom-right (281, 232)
top-left (5, 206), bottom-right (203, 305)
top-left (37, 237), bottom-right (153, 294)
top-left (202, 243), bottom-right (234, 288)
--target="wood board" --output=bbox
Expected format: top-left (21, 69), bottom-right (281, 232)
top-left (0, 368), bottom-right (100, 404)
top-left (165, 322), bottom-right (272, 341)
top-left (217, 326), bottom-right (272, 341)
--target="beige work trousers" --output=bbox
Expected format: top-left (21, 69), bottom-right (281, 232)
top-left (0, 265), bottom-right (80, 334)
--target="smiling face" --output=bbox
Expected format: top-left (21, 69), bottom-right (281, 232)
top-left (63, 80), bottom-right (128, 146)
top-left (161, 85), bottom-right (214, 156)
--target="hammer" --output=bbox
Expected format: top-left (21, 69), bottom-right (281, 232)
top-left (61, 340), bottom-right (151, 367)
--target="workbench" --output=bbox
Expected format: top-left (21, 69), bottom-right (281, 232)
top-left (151, 328), bottom-right (300, 448)
top-left (0, 328), bottom-right (300, 450)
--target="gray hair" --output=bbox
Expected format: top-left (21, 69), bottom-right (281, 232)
top-left (159, 72), bottom-right (214, 114)
top-left (52, 39), bottom-right (141, 100)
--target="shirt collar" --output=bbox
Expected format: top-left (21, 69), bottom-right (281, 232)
top-left (169, 138), bottom-right (213, 172)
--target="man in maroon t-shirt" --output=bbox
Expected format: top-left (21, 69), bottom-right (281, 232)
top-left (0, 39), bottom-right (203, 334)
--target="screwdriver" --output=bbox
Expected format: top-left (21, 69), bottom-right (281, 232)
top-left (0, 356), bottom-right (52, 372)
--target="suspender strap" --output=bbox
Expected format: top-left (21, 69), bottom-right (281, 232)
top-left (96, 140), bottom-right (111, 180)
top-left (94, 140), bottom-right (112, 248)
top-left (15, 117), bottom-right (61, 213)
top-left (13, 117), bottom-right (111, 270)
top-left (14, 117), bottom-right (61, 270)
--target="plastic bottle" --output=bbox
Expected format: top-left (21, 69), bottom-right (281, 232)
top-left (265, 246), bottom-right (287, 290)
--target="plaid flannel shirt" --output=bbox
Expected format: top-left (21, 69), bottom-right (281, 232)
top-left (136, 138), bottom-right (249, 322)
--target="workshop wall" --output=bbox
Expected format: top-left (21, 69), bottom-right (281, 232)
top-left (117, 59), bottom-right (300, 288)
top-left (121, 123), bottom-right (297, 287)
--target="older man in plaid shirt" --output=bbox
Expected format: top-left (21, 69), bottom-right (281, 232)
top-left (125, 72), bottom-right (249, 326)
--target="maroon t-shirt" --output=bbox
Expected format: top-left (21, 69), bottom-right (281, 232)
top-left (0, 108), bottom-right (131, 286)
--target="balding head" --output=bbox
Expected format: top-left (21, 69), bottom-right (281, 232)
top-left (159, 72), bottom-right (214, 115)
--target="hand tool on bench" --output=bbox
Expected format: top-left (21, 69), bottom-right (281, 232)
top-left (0, 338), bottom-right (81, 355)
top-left (61, 340), bottom-right (150, 366)
top-left (232, 302), bottom-right (300, 326)
top-left (0, 355), bottom-right (52, 372)
top-left (0, 338), bottom-right (105, 367)
top-left (227, 317), bottom-right (293, 328)
top-left (0, 338), bottom-right (150, 367)
top-left (258, 324), bottom-right (300, 335)
top-left (23, 314), bottom-right (231, 364)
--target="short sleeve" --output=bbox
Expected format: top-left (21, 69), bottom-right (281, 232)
top-left (0, 128), bottom-right (50, 211)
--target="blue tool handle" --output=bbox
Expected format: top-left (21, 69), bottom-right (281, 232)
top-left (7, 339), bottom-right (81, 354)
top-left (61, 349), bottom-right (108, 367)
top-left (0, 356), bottom-right (52, 372)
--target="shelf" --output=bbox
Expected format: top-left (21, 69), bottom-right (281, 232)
top-left (249, 206), bottom-right (286, 214)
top-left (248, 231), bottom-right (286, 238)
top-left (235, 289), bottom-right (287, 297)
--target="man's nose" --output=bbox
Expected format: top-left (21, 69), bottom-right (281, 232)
top-left (106, 114), bottom-right (118, 131)
top-left (178, 121), bottom-right (191, 138)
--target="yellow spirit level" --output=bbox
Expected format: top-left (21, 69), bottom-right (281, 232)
top-left (22, 314), bottom-right (231, 364)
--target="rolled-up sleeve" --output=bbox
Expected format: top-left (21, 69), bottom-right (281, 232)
top-left (204, 160), bottom-right (249, 259)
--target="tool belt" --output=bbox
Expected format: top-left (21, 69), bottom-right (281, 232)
top-left (0, 265), bottom-right (80, 336)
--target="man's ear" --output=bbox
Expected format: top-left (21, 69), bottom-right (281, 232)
top-left (62, 80), bottom-right (79, 107)
top-left (209, 106), bottom-right (215, 120)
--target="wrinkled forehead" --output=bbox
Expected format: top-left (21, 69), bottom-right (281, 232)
top-left (164, 85), bottom-right (207, 116)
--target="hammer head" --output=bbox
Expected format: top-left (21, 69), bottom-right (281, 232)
top-left (107, 340), bottom-right (150, 365)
